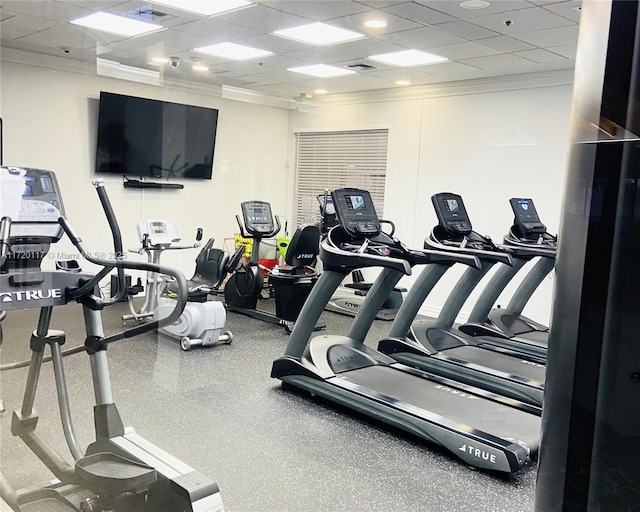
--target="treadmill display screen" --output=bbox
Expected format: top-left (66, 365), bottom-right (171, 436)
top-left (331, 188), bottom-right (380, 238)
top-left (345, 195), bottom-right (366, 211)
top-left (509, 198), bottom-right (546, 234)
top-left (431, 193), bottom-right (472, 235)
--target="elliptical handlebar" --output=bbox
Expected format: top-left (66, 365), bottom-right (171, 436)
top-left (0, 216), bottom-right (11, 267)
top-left (58, 181), bottom-right (189, 343)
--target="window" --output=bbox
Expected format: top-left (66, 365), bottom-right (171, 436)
top-left (292, 129), bottom-right (389, 228)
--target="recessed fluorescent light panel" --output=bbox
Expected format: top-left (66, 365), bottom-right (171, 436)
top-left (70, 12), bottom-right (163, 37)
top-left (368, 49), bottom-right (448, 67)
top-left (274, 22), bottom-right (365, 46)
top-left (288, 64), bottom-right (356, 78)
top-left (194, 42), bottom-right (273, 60)
top-left (152, 0), bottom-right (252, 16)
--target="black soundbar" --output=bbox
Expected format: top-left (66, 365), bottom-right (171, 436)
top-left (124, 180), bottom-right (184, 190)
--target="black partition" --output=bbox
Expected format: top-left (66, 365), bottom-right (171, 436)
top-left (535, 0), bottom-right (640, 510)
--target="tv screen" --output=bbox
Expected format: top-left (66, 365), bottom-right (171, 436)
top-left (95, 92), bottom-right (218, 180)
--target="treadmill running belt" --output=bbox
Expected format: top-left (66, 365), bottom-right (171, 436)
top-left (333, 365), bottom-right (540, 448)
top-left (434, 345), bottom-right (545, 384)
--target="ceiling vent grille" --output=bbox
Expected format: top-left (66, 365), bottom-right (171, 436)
top-left (345, 63), bottom-right (378, 71)
top-left (126, 7), bottom-right (174, 21)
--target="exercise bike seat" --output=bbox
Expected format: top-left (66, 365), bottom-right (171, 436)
top-left (279, 224), bottom-right (321, 275)
top-left (166, 239), bottom-right (229, 301)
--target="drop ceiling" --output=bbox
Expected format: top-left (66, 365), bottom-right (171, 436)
top-left (0, 0), bottom-right (581, 100)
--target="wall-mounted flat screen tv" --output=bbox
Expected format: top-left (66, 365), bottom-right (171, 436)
top-left (95, 91), bottom-right (219, 180)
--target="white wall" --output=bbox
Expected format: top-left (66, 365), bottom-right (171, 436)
top-left (288, 82), bottom-right (573, 324)
top-left (1, 60), bottom-right (290, 284)
top-left (1, 56), bottom-right (572, 324)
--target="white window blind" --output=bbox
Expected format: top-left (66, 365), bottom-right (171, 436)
top-left (292, 129), bottom-right (389, 228)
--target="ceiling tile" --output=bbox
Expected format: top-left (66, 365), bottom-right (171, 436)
top-left (382, 2), bottom-right (457, 25)
top-left (468, 6), bottom-right (576, 34)
top-left (2, 0), bottom-right (92, 21)
top-left (113, 28), bottom-right (212, 54)
top-left (515, 48), bottom-right (571, 63)
top-left (379, 26), bottom-right (467, 48)
top-left (170, 17), bottom-right (262, 41)
top-left (16, 31), bottom-right (100, 50)
top-left (459, 52), bottom-right (540, 70)
top-left (541, 0), bottom-right (582, 23)
top-left (264, 1), bottom-right (371, 21)
top-left (328, 9), bottom-right (426, 35)
top-left (546, 43), bottom-right (578, 59)
top-left (514, 24), bottom-right (579, 47)
top-left (283, 38), bottom-right (407, 65)
top-left (417, 0), bottom-right (533, 19)
top-left (414, 60), bottom-right (482, 75)
top-left (214, 4), bottom-right (312, 32)
top-left (0, 12), bottom-right (58, 31)
top-left (479, 35), bottom-right (536, 52)
top-left (433, 20), bottom-right (501, 40)
top-left (432, 41), bottom-right (504, 60)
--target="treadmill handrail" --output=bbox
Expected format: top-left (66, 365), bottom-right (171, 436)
top-left (425, 229), bottom-right (514, 266)
top-left (320, 229), bottom-right (412, 275)
top-left (499, 243), bottom-right (556, 259)
top-left (409, 249), bottom-right (482, 269)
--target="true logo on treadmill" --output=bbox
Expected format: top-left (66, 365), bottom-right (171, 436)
top-left (521, 360), bottom-right (544, 368)
top-left (459, 444), bottom-right (497, 464)
top-left (0, 289), bottom-right (62, 302)
top-left (434, 384), bottom-right (480, 400)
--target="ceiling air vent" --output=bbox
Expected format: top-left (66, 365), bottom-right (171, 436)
top-left (345, 63), bottom-right (378, 71)
top-left (126, 7), bottom-right (174, 21)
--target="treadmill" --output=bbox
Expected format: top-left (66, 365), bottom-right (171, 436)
top-left (459, 198), bottom-right (557, 360)
top-left (378, 193), bottom-right (546, 410)
top-left (318, 192), bottom-right (405, 321)
top-left (272, 188), bottom-right (541, 474)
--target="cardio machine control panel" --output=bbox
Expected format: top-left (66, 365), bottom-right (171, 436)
top-left (331, 188), bottom-right (380, 238)
top-left (241, 201), bottom-right (275, 235)
top-left (510, 198), bottom-right (546, 235)
top-left (430, 193), bottom-right (509, 258)
top-left (136, 220), bottom-right (181, 247)
top-left (432, 193), bottom-right (472, 236)
top-left (0, 166), bottom-right (65, 243)
top-left (507, 198), bottom-right (556, 248)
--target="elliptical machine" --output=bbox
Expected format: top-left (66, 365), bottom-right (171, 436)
top-left (0, 166), bottom-right (224, 511)
top-left (123, 220), bottom-right (233, 351)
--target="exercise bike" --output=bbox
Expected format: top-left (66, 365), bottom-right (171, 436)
top-left (224, 200), bottom-right (324, 333)
top-left (0, 166), bottom-right (224, 511)
top-left (123, 220), bottom-right (236, 351)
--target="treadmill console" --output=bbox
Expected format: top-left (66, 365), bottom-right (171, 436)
top-left (331, 188), bottom-right (380, 238)
top-left (241, 200), bottom-right (275, 235)
top-left (0, 166), bottom-right (65, 243)
top-left (509, 198), bottom-right (546, 235)
top-left (431, 193), bottom-right (472, 236)
top-left (136, 220), bottom-right (181, 246)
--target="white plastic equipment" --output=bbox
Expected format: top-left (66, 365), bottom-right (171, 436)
top-left (125, 220), bottom-right (232, 351)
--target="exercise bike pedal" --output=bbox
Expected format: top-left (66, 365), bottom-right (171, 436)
top-left (75, 453), bottom-right (157, 494)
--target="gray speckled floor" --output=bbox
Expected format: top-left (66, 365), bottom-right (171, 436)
top-left (0, 299), bottom-right (537, 512)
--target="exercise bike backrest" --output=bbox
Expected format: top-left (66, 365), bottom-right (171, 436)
top-left (0, 166), bottom-right (188, 343)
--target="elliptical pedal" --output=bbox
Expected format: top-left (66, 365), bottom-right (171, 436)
top-left (75, 453), bottom-right (157, 493)
top-left (16, 489), bottom-right (81, 512)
